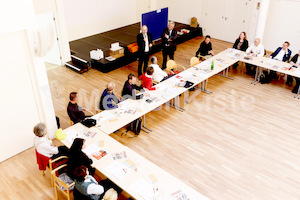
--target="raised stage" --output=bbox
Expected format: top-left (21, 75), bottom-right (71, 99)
top-left (67, 22), bottom-right (202, 73)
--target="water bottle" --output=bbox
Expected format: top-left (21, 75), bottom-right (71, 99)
top-left (211, 60), bottom-right (214, 70)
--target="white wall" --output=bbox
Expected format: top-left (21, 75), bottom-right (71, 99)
top-left (0, 0), bottom-right (57, 162)
top-left (263, 0), bottom-right (300, 54)
top-left (155, 0), bottom-right (203, 25)
top-left (63, 0), bottom-right (138, 41)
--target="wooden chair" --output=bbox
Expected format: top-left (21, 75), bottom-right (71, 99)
top-left (198, 55), bottom-right (208, 61)
top-left (190, 57), bottom-right (200, 67)
top-left (51, 164), bottom-right (75, 200)
top-left (49, 156), bottom-right (68, 186)
top-left (166, 60), bottom-right (186, 75)
top-left (35, 149), bottom-right (68, 186)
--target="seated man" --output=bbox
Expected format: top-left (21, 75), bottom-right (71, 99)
top-left (149, 56), bottom-right (168, 82)
top-left (245, 38), bottom-right (264, 75)
top-left (270, 41), bottom-right (292, 82)
top-left (139, 66), bottom-right (157, 90)
top-left (67, 92), bottom-right (90, 124)
top-left (289, 50), bottom-right (300, 93)
top-left (121, 73), bottom-right (144, 100)
top-left (99, 82), bottom-right (119, 110)
top-left (195, 35), bottom-right (214, 59)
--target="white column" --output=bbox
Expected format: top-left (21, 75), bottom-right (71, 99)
top-left (255, 0), bottom-right (271, 42)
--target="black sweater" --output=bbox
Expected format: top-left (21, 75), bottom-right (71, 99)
top-left (196, 41), bottom-right (212, 57)
top-left (233, 38), bottom-right (248, 52)
top-left (67, 102), bottom-right (85, 124)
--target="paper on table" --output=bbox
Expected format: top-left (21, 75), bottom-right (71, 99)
top-left (92, 111), bottom-right (114, 122)
top-left (105, 162), bottom-right (132, 180)
top-left (130, 179), bottom-right (160, 200)
top-left (82, 143), bottom-right (100, 157)
top-left (65, 129), bottom-right (84, 144)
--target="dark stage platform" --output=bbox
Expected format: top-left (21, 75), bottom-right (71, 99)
top-left (67, 22), bottom-right (202, 73)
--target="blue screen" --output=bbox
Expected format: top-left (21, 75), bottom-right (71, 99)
top-left (142, 8), bottom-right (168, 41)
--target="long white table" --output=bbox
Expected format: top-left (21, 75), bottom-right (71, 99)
top-left (62, 123), bottom-right (209, 200)
top-left (91, 48), bottom-right (300, 136)
top-left (61, 48), bottom-right (300, 200)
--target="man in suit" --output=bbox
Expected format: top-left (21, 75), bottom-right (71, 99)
top-left (270, 41), bottom-right (292, 82)
top-left (161, 21), bottom-right (177, 70)
top-left (137, 25), bottom-right (153, 76)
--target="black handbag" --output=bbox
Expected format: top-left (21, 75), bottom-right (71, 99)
top-left (81, 118), bottom-right (96, 128)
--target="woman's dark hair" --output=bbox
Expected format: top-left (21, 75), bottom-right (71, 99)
top-left (146, 66), bottom-right (154, 75)
top-left (69, 138), bottom-right (85, 153)
top-left (74, 165), bottom-right (87, 182)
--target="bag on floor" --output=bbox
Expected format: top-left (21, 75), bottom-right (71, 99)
top-left (259, 70), bottom-right (271, 84)
top-left (127, 117), bottom-right (142, 135)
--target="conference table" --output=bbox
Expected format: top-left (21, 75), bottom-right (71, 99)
top-left (61, 48), bottom-right (300, 200)
top-left (61, 123), bottom-right (209, 200)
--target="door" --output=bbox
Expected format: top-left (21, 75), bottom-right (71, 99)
top-left (36, 12), bottom-right (62, 66)
top-left (222, 0), bottom-right (248, 42)
top-left (202, 0), bottom-right (227, 39)
top-left (0, 31), bottom-right (41, 162)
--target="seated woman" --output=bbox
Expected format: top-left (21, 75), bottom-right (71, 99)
top-left (289, 50), bottom-right (300, 93)
top-left (232, 32), bottom-right (248, 69)
top-left (67, 138), bottom-right (95, 180)
top-left (73, 165), bottom-right (119, 200)
top-left (33, 123), bottom-right (68, 159)
top-left (139, 66), bottom-right (157, 90)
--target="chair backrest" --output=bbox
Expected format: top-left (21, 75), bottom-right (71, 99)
top-left (190, 57), bottom-right (200, 67)
top-left (51, 164), bottom-right (75, 200)
top-left (166, 60), bottom-right (177, 71)
top-left (35, 149), bottom-right (50, 171)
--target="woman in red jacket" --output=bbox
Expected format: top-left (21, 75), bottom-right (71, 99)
top-left (139, 66), bottom-right (156, 90)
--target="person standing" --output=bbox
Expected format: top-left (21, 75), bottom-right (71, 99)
top-left (137, 25), bottom-right (153, 76)
top-left (161, 21), bottom-right (177, 70)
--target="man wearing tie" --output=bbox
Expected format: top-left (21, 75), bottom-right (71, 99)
top-left (161, 21), bottom-right (177, 70)
top-left (137, 25), bottom-right (153, 76)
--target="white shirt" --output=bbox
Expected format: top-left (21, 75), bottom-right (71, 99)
top-left (34, 136), bottom-right (58, 158)
top-left (144, 34), bottom-right (149, 52)
top-left (85, 175), bottom-right (104, 195)
top-left (246, 43), bottom-right (264, 57)
top-left (273, 49), bottom-right (286, 61)
top-left (150, 64), bottom-right (167, 82)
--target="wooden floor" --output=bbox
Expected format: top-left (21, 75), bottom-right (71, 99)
top-left (1, 36), bottom-right (300, 200)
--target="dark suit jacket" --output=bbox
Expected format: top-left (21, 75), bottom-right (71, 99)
top-left (271, 47), bottom-right (292, 62)
top-left (161, 28), bottom-right (177, 49)
top-left (291, 54), bottom-right (299, 65)
top-left (233, 39), bottom-right (248, 52)
top-left (67, 102), bottom-right (85, 124)
top-left (137, 32), bottom-right (152, 54)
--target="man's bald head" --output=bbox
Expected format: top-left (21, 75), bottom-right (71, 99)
top-left (254, 38), bottom-right (261, 46)
top-left (142, 25), bottom-right (148, 34)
